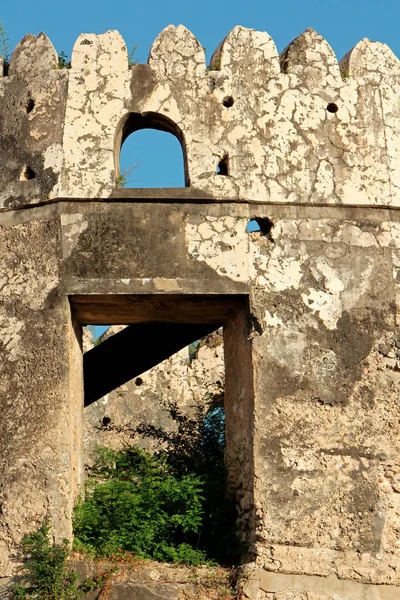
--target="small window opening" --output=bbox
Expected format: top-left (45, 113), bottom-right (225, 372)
top-left (216, 153), bottom-right (229, 176)
top-left (327, 103), bottom-right (338, 114)
top-left (247, 217), bottom-right (274, 241)
top-left (223, 96), bottom-right (234, 108)
top-left (102, 415), bottom-right (111, 426)
top-left (116, 112), bottom-right (188, 188)
top-left (246, 220), bottom-right (260, 233)
top-left (20, 166), bottom-right (35, 180)
top-left (26, 95), bottom-right (35, 114)
top-left (135, 377), bottom-right (143, 386)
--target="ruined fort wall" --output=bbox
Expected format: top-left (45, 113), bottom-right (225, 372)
top-left (3, 199), bottom-right (400, 593)
top-left (1, 23), bottom-right (400, 598)
top-left (0, 209), bottom-right (84, 576)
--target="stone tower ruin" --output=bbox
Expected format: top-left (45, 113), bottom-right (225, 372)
top-left (1, 23), bottom-right (400, 598)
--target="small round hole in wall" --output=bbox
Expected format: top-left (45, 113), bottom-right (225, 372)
top-left (247, 217), bottom-right (274, 241)
top-left (216, 153), bottom-right (229, 176)
top-left (20, 166), bottom-right (35, 180)
top-left (327, 103), bottom-right (338, 114)
top-left (135, 377), bottom-right (143, 386)
top-left (223, 96), bottom-right (234, 108)
top-left (26, 96), bottom-right (35, 114)
top-left (102, 416), bottom-right (111, 426)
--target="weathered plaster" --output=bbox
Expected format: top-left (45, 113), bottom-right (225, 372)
top-left (2, 26), bottom-right (400, 205)
top-left (2, 21), bottom-right (400, 598)
top-left (0, 34), bottom-right (67, 208)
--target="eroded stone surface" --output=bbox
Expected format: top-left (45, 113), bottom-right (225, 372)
top-left (0, 215), bottom-right (83, 576)
top-left (2, 21), bottom-right (400, 598)
top-left (1, 26), bottom-right (400, 204)
top-left (0, 34), bottom-right (67, 209)
top-left (3, 199), bottom-right (400, 588)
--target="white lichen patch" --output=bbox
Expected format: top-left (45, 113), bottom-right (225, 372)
top-left (302, 288), bottom-right (342, 330)
top-left (264, 310), bottom-right (284, 328)
top-left (61, 31), bottom-right (131, 197)
top-left (254, 253), bottom-right (304, 292)
top-left (185, 218), bottom-right (249, 281)
top-left (61, 213), bottom-right (88, 258)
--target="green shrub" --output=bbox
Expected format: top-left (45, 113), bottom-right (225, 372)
top-left (73, 402), bottom-right (241, 565)
top-left (57, 51), bottom-right (70, 69)
top-left (136, 402), bottom-right (240, 564)
top-left (12, 520), bottom-right (79, 600)
top-left (73, 447), bottom-right (206, 564)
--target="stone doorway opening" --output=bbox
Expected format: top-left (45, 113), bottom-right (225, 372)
top-left (70, 294), bottom-right (255, 560)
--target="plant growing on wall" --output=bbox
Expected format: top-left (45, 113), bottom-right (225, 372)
top-left (73, 445), bottom-right (206, 564)
top-left (57, 51), bottom-right (71, 69)
top-left (0, 19), bottom-right (11, 63)
top-left (115, 162), bottom-right (141, 188)
top-left (128, 43), bottom-right (139, 67)
top-left (12, 520), bottom-right (79, 600)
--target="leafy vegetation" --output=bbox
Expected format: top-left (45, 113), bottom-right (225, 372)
top-left (73, 402), bottom-right (240, 565)
top-left (11, 520), bottom-right (116, 600)
top-left (115, 173), bottom-right (127, 188)
top-left (11, 515), bottom-right (241, 600)
top-left (11, 401), bottom-right (240, 600)
top-left (206, 57), bottom-right (221, 72)
top-left (0, 18), bottom-right (11, 63)
top-left (128, 43), bottom-right (139, 67)
top-left (12, 520), bottom-right (79, 600)
top-left (115, 162), bottom-right (140, 188)
top-left (57, 52), bottom-right (71, 69)
top-left (73, 446), bottom-right (206, 563)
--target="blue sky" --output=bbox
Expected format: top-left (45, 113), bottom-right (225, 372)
top-left (2, 0), bottom-right (400, 189)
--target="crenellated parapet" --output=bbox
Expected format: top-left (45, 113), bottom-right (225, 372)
top-left (1, 25), bottom-right (400, 207)
top-left (0, 33), bottom-right (68, 208)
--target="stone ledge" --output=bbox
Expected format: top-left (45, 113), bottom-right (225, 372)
top-left (6, 198), bottom-right (400, 227)
top-left (243, 570), bottom-right (400, 600)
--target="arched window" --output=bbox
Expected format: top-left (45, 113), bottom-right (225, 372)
top-left (115, 112), bottom-right (188, 188)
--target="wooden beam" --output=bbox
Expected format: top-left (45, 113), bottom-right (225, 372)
top-left (83, 321), bottom-right (221, 406)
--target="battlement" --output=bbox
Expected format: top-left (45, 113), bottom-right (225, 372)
top-left (0, 25), bottom-right (400, 207)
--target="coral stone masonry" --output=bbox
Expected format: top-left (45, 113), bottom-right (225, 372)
top-left (2, 23), bottom-right (400, 599)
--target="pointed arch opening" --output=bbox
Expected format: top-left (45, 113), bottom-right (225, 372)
top-left (115, 112), bottom-right (189, 188)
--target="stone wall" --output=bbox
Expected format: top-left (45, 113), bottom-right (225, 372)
top-left (0, 213), bottom-right (83, 575)
top-left (1, 22), bottom-right (400, 597)
top-left (1, 27), bottom-right (400, 206)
